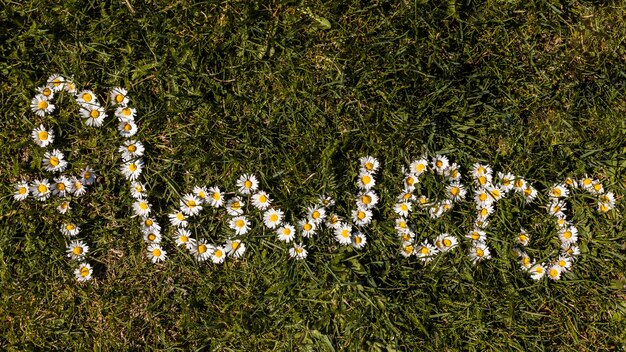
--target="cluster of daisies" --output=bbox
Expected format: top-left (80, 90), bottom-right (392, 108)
top-left (159, 156), bottom-right (380, 263)
top-left (15, 74), bottom-right (146, 282)
top-left (516, 176), bottom-right (615, 280)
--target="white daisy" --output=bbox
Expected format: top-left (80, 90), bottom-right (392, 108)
top-left (236, 174), bottom-right (259, 194)
top-left (352, 207), bottom-right (373, 226)
top-left (143, 230), bottom-right (162, 245)
top-left (132, 199), bottom-right (151, 218)
top-left (357, 191), bottom-right (379, 209)
top-left (352, 232), bottom-right (367, 249)
top-left (564, 177), bottom-right (578, 189)
top-left (168, 210), bottom-right (188, 228)
top-left (474, 173), bottom-right (492, 188)
top-left (180, 194), bottom-right (202, 216)
top-left (400, 241), bottom-right (416, 257)
top-left (147, 244), bottom-right (167, 263)
top-left (434, 233), bottom-right (458, 252)
top-left (446, 183), bottom-right (466, 201)
top-left (74, 262), bottom-right (93, 282)
top-left (513, 177), bottom-right (527, 193)
top-left (289, 243), bottom-right (308, 260)
top-left (410, 158), bottom-right (429, 175)
top-left (529, 263), bottom-right (546, 280)
top-left (130, 181), bottom-right (147, 199)
top-left (471, 163), bottom-right (492, 180)
top-left (357, 171), bottom-right (376, 190)
top-left (428, 204), bottom-right (445, 219)
top-left (549, 184), bottom-right (569, 199)
top-left (208, 186), bottom-right (224, 207)
top-left (80, 167), bottom-right (96, 186)
top-left (397, 189), bottom-right (415, 203)
top-left (318, 195), bottom-right (335, 208)
top-left (277, 224), bottom-right (296, 243)
top-left (13, 181), bottom-right (30, 201)
top-left (119, 140), bottom-right (145, 161)
top-left (306, 206), bottom-right (326, 224)
top-left (298, 218), bottom-right (317, 238)
top-left (403, 173), bottom-right (418, 189)
top-left (120, 159), bottom-right (143, 181)
top-left (393, 202), bottom-right (411, 217)
top-left (325, 213), bottom-right (342, 229)
top-left (558, 226), bottom-right (578, 245)
top-left (555, 255), bottom-right (572, 271)
top-left (561, 244), bottom-right (581, 257)
top-left (52, 176), bottom-right (72, 197)
top-left (76, 90), bottom-right (98, 106)
top-left (359, 156), bottom-right (380, 173)
top-left (110, 87), bottom-right (129, 106)
top-left (60, 223), bottom-right (80, 237)
top-left (263, 208), bottom-right (284, 229)
top-left (191, 240), bottom-right (214, 261)
top-left (395, 218), bottom-right (410, 233)
top-left (46, 74), bottom-right (66, 91)
top-left (43, 149), bottom-right (68, 172)
top-left (548, 200), bottom-right (567, 217)
top-left (334, 223), bottom-right (353, 245)
top-left (32, 124), bottom-right (54, 147)
top-left (416, 241), bottom-right (439, 262)
top-left (211, 246), bottom-right (226, 264)
top-left (498, 172), bottom-right (515, 192)
top-left (519, 252), bottom-right (533, 271)
top-left (398, 230), bottom-right (415, 243)
top-left (193, 186), bottom-right (209, 204)
top-left (517, 228), bottom-right (530, 246)
top-left (115, 106), bottom-right (136, 120)
top-left (474, 188), bottom-right (494, 206)
top-left (30, 179), bottom-right (51, 201)
top-left (590, 181), bottom-right (604, 195)
top-left (469, 243), bottom-right (491, 264)
top-left (70, 177), bottom-right (87, 197)
top-left (64, 79), bottom-right (77, 94)
top-left (251, 191), bottom-right (272, 210)
top-left (547, 265), bottom-right (563, 280)
top-left (37, 85), bottom-right (54, 100)
top-left (474, 219), bottom-right (490, 229)
top-left (225, 239), bottom-right (246, 258)
top-left (466, 229), bottom-right (487, 242)
top-left (431, 155), bottom-right (449, 175)
top-left (579, 176), bottom-right (594, 191)
top-left (80, 105), bottom-right (106, 127)
top-left (67, 240), bottom-right (89, 260)
top-left (141, 218), bottom-right (161, 234)
top-left (486, 185), bottom-right (504, 202)
top-left (229, 216), bottom-right (250, 235)
top-left (476, 203), bottom-right (494, 221)
top-left (226, 197), bottom-right (245, 216)
top-left (118, 120), bottom-right (138, 137)
top-left (598, 193), bottom-right (616, 213)
top-left (30, 94), bottom-right (55, 116)
top-left (174, 228), bottom-right (195, 249)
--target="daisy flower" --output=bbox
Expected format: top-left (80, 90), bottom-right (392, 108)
top-left (208, 186), bottom-right (224, 208)
top-left (318, 195), bottom-right (335, 208)
top-left (74, 263), bottom-right (93, 282)
top-left (474, 218), bottom-right (490, 229)
top-left (434, 233), bottom-right (458, 252)
top-left (590, 181), bottom-right (604, 195)
top-left (64, 79), bottom-right (77, 93)
top-left (133, 199), bottom-right (151, 218)
top-left (191, 240), bottom-right (214, 261)
top-left (474, 173), bottom-right (492, 188)
top-left (46, 74), bottom-right (66, 91)
top-left (130, 181), bottom-right (147, 199)
top-left (516, 228), bottom-right (530, 246)
top-left (474, 188), bottom-right (494, 206)
top-left (357, 191), bottom-right (379, 209)
top-left (398, 230), bottom-right (415, 243)
top-left (263, 208), bottom-right (284, 229)
top-left (224, 197), bottom-right (244, 216)
top-left (352, 208), bottom-right (373, 226)
top-left (446, 163), bottom-right (462, 181)
top-left (211, 246), bottom-right (226, 264)
top-left (193, 186), bottom-right (209, 204)
top-left (513, 177), bottom-right (527, 193)
top-left (395, 218), bottom-right (410, 233)
top-left (13, 181), bottom-right (30, 201)
top-left (67, 240), bottom-right (89, 260)
top-left (549, 184), bottom-right (569, 198)
top-left (394, 202), bottom-right (411, 217)
top-left (30, 179), bottom-right (51, 201)
top-left (289, 243), bottom-right (308, 260)
top-left (229, 216), bottom-right (250, 235)
top-left (225, 239), bottom-right (246, 258)
top-left (173, 228), bottom-right (194, 248)
top-left (81, 167), bottom-right (96, 186)
top-left (417, 195), bottom-right (429, 207)
top-left (76, 90), bottom-right (98, 106)
top-left (564, 177), bottom-right (578, 189)
top-left (251, 191), bottom-right (271, 210)
top-left (431, 155), bottom-right (449, 175)
top-left (466, 229), bottom-right (487, 242)
top-left (429, 204), bottom-right (445, 219)
top-left (57, 200), bottom-right (71, 214)
top-left (236, 174), bottom-right (259, 194)
top-left (410, 158), bottom-right (429, 175)
top-left (469, 243), bottom-right (491, 264)
top-left (37, 85), bottom-right (54, 100)
top-left (555, 216), bottom-right (569, 229)
top-left (110, 87), bottom-right (129, 106)
top-left (121, 159), bottom-right (143, 181)
top-left (476, 203), bottom-right (494, 221)
top-left (529, 263), bottom-right (546, 280)
top-left (486, 185), bottom-right (504, 202)
top-left (70, 177), bottom-right (87, 197)
top-left (80, 105), bottom-right (106, 127)
top-left (119, 140), bottom-right (145, 161)
top-left (43, 149), bottom-right (68, 172)
top-left (359, 156), bottom-right (380, 173)
top-left (352, 232), bottom-right (367, 249)
top-left (32, 125), bottom-right (54, 147)
top-left (168, 210), bottom-right (188, 228)
top-left (598, 193), bottom-right (616, 213)
top-left (416, 241), bottom-right (439, 262)
top-left (306, 206), bottom-right (326, 224)
top-left (118, 120), bottom-right (138, 137)
top-left (334, 223), bottom-right (353, 245)
top-left (61, 223), bottom-right (80, 237)
top-left (522, 186), bottom-right (538, 203)
top-left (519, 253), bottom-right (533, 271)
top-left (555, 255), bottom-right (572, 271)
top-left (446, 183), bottom-right (466, 201)
top-left (298, 219), bottom-right (317, 238)
top-left (147, 244), bottom-right (167, 263)
top-left (558, 226), bottom-right (578, 245)
top-left (403, 173), bottom-right (418, 189)
top-left (141, 218), bottom-right (161, 234)
top-left (143, 230), bottom-right (162, 245)
top-left (400, 242), bottom-right (415, 257)
top-left (397, 189), bottom-right (415, 203)
top-left (357, 171), bottom-right (376, 190)
top-left (180, 194), bottom-right (202, 216)
top-left (579, 176), bottom-right (594, 191)
top-left (561, 244), bottom-right (581, 257)
top-left (277, 224), bottom-right (296, 243)
top-left (30, 94), bottom-right (55, 116)
top-left (548, 200), bottom-right (567, 217)
top-left (115, 106), bottom-right (136, 120)
top-left (471, 163), bottom-right (492, 180)
top-left (325, 213), bottom-right (342, 229)
top-left (53, 176), bottom-right (72, 197)
top-left (547, 265), bottom-right (563, 280)
top-left (498, 172), bottom-right (515, 192)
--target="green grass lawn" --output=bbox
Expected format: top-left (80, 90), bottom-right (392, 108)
top-left (1, 0), bottom-right (626, 350)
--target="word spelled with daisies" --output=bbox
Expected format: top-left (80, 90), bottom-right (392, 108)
top-left (13, 75), bottom-right (618, 283)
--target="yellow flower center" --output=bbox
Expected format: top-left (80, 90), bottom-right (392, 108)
top-left (600, 204), bottom-right (609, 212)
top-left (270, 214), bottom-right (279, 222)
top-left (214, 249), bottom-right (223, 258)
top-left (198, 245), bottom-right (207, 254)
top-left (593, 183), bottom-right (602, 191)
top-left (419, 197), bottom-right (428, 204)
top-left (450, 169), bottom-right (459, 178)
top-left (212, 192), bottom-right (220, 200)
top-left (435, 160), bottom-right (443, 168)
top-left (524, 188), bottom-right (532, 197)
top-left (19, 187), bottom-right (27, 194)
top-left (303, 223), bottom-right (312, 231)
top-left (558, 260), bottom-right (566, 267)
top-left (491, 189), bottom-right (500, 198)
top-left (549, 268), bottom-right (559, 278)
top-left (480, 208), bottom-right (488, 217)
top-left (416, 163), bottom-right (425, 172)
top-left (562, 231), bottom-right (572, 239)
top-left (450, 187), bottom-right (460, 196)
top-left (180, 235), bottom-right (188, 243)
top-left (38, 130), bottom-right (48, 141)
top-left (502, 178), bottom-right (510, 186)
top-left (139, 202), bottom-right (148, 210)
top-left (231, 241), bottom-right (240, 250)
top-left (283, 228), bottom-right (291, 236)
top-left (518, 234), bottom-right (527, 243)
top-left (403, 193), bottom-right (412, 200)
top-left (295, 247), bottom-right (303, 254)
top-left (89, 109), bottom-right (100, 119)
top-left (470, 232), bottom-right (480, 241)
top-left (244, 180), bottom-right (252, 189)
top-left (400, 204), bottom-right (408, 212)
top-left (475, 248), bottom-right (484, 257)
top-left (583, 178), bottom-right (591, 186)
top-left (553, 206), bottom-right (561, 213)
top-left (56, 183), bottom-right (65, 191)
top-left (38, 100), bottom-right (48, 110)
top-left (362, 195), bottom-right (372, 205)
top-left (477, 166), bottom-right (485, 174)
top-left (404, 245), bottom-right (414, 254)
top-left (443, 239), bottom-right (452, 247)
top-left (145, 219), bottom-right (153, 227)
top-left (127, 145), bottom-right (137, 154)
top-left (115, 94), bottom-right (124, 103)
top-left (420, 246), bottom-right (429, 255)
top-left (80, 267), bottom-right (90, 277)
top-left (398, 221), bottom-right (407, 229)
top-left (330, 216), bottom-right (338, 224)
top-left (258, 195), bottom-right (267, 203)
top-left (478, 176), bottom-right (487, 185)
top-left (231, 202), bottom-right (241, 210)
top-left (355, 236), bottom-right (362, 244)
top-left (123, 123), bottom-right (132, 131)
top-left (84, 172), bottom-right (91, 179)
top-left (148, 234), bottom-right (156, 241)
top-left (122, 107), bottom-right (131, 116)
top-left (365, 162), bottom-right (374, 170)
top-left (61, 202), bottom-right (68, 210)
top-left (66, 224), bottom-right (75, 231)
top-left (522, 257), bottom-right (530, 266)
top-left (361, 175), bottom-right (371, 185)
top-left (198, 191), bottom-right (206, 199)
top-left (176, 212), bottom-right (185, 221)
top-left (129, 163), bottom-right (137, 172)
top-left (357, 211), bottom-right (366, 220)
top-left (152, 248), bottom-right (161, 257)
top-left (82, 93), bottom-right (92, 102)
top-left (552, 188), bottom-right (561, 197)
top-left (187, 199), bottom-right (196, 207)
top-left (52, 79), bottom-right (61, 87)
top-left (73, 247), bottom-right (83, 255)
top-left (535, 266), bottom-right (543, 273)
top-left (401, 233), bottom-right (411, 242)
top-left (479, 193), bottom-right (487, 202)
top-left (49, 156), bottom-right (60, 167)
top-left (341, 229), bottom-right (349, 238)
top-left (235, 220), bottom-right (245, 228)
top-left (312, 211), bottom-right (320, 219)
top-left (406, 176), bottom-right (415, 186)
top-left (514, 179), bottom-right (524, 188)
top-left (37, 184), bottom-right (48, 193)
top-left (42, 87), bottom-right (52, 96)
